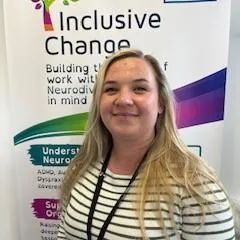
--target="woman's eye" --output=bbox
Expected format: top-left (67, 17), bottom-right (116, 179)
top-left (104, 87), bottom-right (117, 94)
top-left (134, 87), bottom-right (147, 93)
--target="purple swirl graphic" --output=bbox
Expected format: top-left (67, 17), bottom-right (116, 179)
top-left (174, 68), bottom-right (226, 128)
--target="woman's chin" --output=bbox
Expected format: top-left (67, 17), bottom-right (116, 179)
top-left (111, 130), bottom-right (140, 141)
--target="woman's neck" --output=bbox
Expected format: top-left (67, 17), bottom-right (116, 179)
top-left (108, 138), bottom-right (153, 175)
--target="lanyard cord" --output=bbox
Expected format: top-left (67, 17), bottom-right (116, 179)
top-left (87, 148), bottom-right (148, 240)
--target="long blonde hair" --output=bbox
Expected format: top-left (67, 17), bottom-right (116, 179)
top-left (61, 48), bottom-right (220, 238)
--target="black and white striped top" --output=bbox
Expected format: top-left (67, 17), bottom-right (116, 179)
top-left (57, 161), bottom-right (235, 239)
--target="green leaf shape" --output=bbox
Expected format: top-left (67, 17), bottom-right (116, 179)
top-left (44, 0), bottom-right (56, 9)
top-left (63, 0), bottom-right (69, 5)
top-left (14, 112), bottom-right (88, 145)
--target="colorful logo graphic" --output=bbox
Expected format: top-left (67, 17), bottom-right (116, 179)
top-left (30, 0), bottom-right (80, 31)
top-left (164, 0), bottom-right (216, 3)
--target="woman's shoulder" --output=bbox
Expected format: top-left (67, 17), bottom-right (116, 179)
top-left (177, 177), bottom-right (235, 239)
top-left (177, 176), bottom-right (232, 215)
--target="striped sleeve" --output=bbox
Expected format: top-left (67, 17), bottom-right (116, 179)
top-left (180, 181), bottom-right (235, 240)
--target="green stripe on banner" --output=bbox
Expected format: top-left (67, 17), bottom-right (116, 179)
top-left (14, 112), bottom-right (88, 145)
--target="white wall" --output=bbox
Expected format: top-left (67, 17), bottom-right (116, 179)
top-left (221, 0), bottom-right (240, 199)
top-left (0, 0), bottom-right (19, 239)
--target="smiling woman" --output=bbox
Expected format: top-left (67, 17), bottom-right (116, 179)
top-left (100, 57), bottom-right (162, 146)
top-left (57, 49), bottom-right (235, 240)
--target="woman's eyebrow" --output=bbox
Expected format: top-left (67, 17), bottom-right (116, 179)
top-left (105, 79), bottom-right (148, 83)
top-left (133, 78), bottom-right (148, 83)
top-left (103, 78), bottom-right (149, 86)
top-left (103, 80), bottom-right (117, 85)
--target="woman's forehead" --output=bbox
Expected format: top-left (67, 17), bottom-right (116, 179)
top-left (105, 57), bottom-right (154, 80)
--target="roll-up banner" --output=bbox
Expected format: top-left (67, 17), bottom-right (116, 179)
top-left (3, 0), bottom-right (230, 239)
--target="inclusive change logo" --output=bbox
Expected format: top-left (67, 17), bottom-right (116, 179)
top-left (30, 0), bottom-right (80, 31)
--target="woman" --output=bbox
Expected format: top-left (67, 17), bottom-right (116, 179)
top-left (58, 49), bottom-right (235, 239)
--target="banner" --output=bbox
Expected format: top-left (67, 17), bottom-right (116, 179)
top-left (3, 0), bottom-right (230, 239)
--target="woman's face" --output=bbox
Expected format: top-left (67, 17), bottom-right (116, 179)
top-left (100, 57), bottom-right (163, 142)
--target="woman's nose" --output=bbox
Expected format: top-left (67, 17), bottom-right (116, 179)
top-left (114, 90), bottom-right (133, 106)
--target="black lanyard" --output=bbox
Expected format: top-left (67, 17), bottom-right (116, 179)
top-left (87, 148), bottom-right (147, 240)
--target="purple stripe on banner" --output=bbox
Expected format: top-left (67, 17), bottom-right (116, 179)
top-left (32, 198), bottom-right (60, 220)
top-left (174, 68), bottom-right (226, 128)
top-left (174, 69), bottom-right (226, 102)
